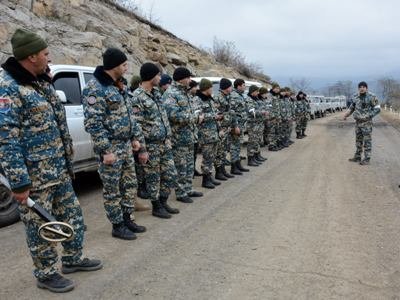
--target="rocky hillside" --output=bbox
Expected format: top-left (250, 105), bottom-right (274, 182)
top-left (0, 0), bottom-right (263, 81)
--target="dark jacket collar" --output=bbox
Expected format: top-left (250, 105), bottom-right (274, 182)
top-left (248, 94), bottom-right (258, 100)
top-left (196, 90), bottom-right (213, 101)
top-left (93, 66), bottom-right (115, 86)
top-left (1, 57), bottom-right (51, 85)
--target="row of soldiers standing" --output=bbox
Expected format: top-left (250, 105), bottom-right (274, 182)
top-left (82, 47), bottom-right (312, 241)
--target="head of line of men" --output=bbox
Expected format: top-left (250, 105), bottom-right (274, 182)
top-left (11, 28), bottom-right (50, 77)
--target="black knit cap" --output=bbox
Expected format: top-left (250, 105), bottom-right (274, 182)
top-left (189, 80), bottom-right (198, 89)
top-left (173, 67), bottom-right (193, 81)
top-left (234, 78), bottom-right (245, 88)
top-left (103, 48), bottom-right (128, 70)
top-left (140, 62), bottom-right (160, 81)
top-left (220, 78), bottom-right (232, 90)
top-left (160, 74), bottom-right (172, 86)
top-left (358, 81), bottom-right (368, 88)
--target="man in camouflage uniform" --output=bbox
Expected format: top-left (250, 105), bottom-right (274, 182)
top-left (188, 80), bottom-right (202, 177)
top-left (0, 29), bottom-right (101, 293)
top-left (213, 78), bottom-right (235, 180)
top-left (192, 79), bottom-right (222, 189)
top-left (295, 91), bottom-right (310, 139)
top-left (163, 67), bottom-right (202, 203)
top-left (268, 83), bottom-right (282, 151)
top-left (83, 48), bottom-right (147, 240)
top-left (279, 87), bottom-right (291, 148)
top-left (344, 81), bottom-right (381, 165)
top-left (229, 79), bottom-right (250, 174)
top-left (245, 85), bottom-right (268, 166)
top-left (129, 62), bottom-right (180, 219)
top-left (287, 89), bottom-right (296, 145)
top-left (129, 75), bottom-right (151, 210)
top-left (259, 87), bottom-right (273, 147)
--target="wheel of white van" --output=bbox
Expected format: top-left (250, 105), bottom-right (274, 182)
top-left (0, 182), bottom-right (20, 228)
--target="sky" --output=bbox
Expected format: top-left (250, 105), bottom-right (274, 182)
top-left (135, 0), bottom-right (400, 88)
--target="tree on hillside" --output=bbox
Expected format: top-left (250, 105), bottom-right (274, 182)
top-left (209, 37), bottom-right (270, 82)
top-left (289, 78), bottom-right (311, 93)
top-left (376, 77), bottom-right (400, 107)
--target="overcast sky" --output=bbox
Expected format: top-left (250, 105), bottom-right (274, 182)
top-left (136, 0), bottom-right (400, 87)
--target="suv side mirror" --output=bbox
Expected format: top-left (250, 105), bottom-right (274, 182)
top-left (56, 90), bottom-right (67, 103)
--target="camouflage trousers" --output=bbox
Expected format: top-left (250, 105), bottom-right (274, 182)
top-left (263, 121), bottom-right (272, 145)
top-left (172, 144), bottom-right (194, 198)
top-left (230, 125), bottom-right (244, 162)
top-left (281, 120), bottom-right (290, 141)
top-left (247, 122), bottom-right (263, 156)
top-left (134, 153), bottom-right (145, 187)
top-left (355, 121), bottom-right (373, 159)
top-left (19, 179), bottom-right (84, 279)
top-left (144, 139), bottom-right (177, 202)
top-left (98, 143), bottom-right (136, 225)
top-left (200, 142), bottom-right (218, 175)
top-left (296, 115), bottom-right (308, 133)
top-left (215, 129), bottom-right (230, 168)
top-left (268, 121), bottom-right (280, 147)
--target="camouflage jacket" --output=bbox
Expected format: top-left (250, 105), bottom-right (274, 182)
top-left (260, 96), bottom-right (273, 121)
top-left (280, 97), bottom-right (292, 120)
top-left (213, 90), bottom-right (236, 128)
top-left (349, 92), bottom-right (381, 122)
top-left (83, 66), bottom-right (145, 156)
top-left (245, 94), bottom-right (265, 123)
top-left (192, 91), bottom-right (219, 144)
top-left (0, 57), bottom-right (73, 192)
top-left (295, 99), bottom-right (310, 116)
top-left (230, 89), bottom-right (247, 127)
top-left (269, 92), bottom-right (281, 120)
top-left (129, 86), bottom-right (172, 144)
top-left (162, 81), bottom-right (197, 147)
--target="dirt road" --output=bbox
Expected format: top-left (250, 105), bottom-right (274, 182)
top-left (1, 112), bottom-right (400, 299)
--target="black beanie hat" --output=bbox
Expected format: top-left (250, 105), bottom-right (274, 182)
top-left (189, 80), bottom-right (198, 89)
top-left (358, 81), bottom-right (368, 88)
top-left (103, 48), bottom-right (128, 70)
top-left (173, 67), bottom-right (192, 81)
top-left (220, 78), bottom-right (232, 90)
top-left (234, 78), bottom-right (245, 88)
top-left (140, 62), bottom-right (160, 81)
top-left (160, 74), bottom-right (172, 86)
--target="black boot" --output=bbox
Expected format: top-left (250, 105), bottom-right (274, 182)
top-left (194, 169), bottom-right (202, 177)
top-left (215, 166), bottom-right (228, 181)
top-left (268, 145), bottom-right (278, 151)
top-left (248, 156), bottom-right (259, 167)
top-left (202, 174), bottom-right (215, 189)
top-left (211, 175), bottom-right (221, 186)
top-left (230, 162), bottom-right (243, 175)
top-left (176, 195), bottom-right (193, 203)
top-left (112, 222), bottom-right (137, 240)
top-left (222, 165), bottom-right (234, 178)
top-left (123, 213), bottom-right (146, 233)
top-left (237, 160), bottom-right (250, 172)
top-left (37, 273), bottom-right (75, 293)
top-left (188, 190), bottom-right (203, 197)
top-left (302, 129), bottom-right (307, 137)
top-left (296, 132), bottom-right (302, 139)
top-left (256, 152), bottom-right (267, 161)
top-left (160, 196), bottom-right (179, 214)
top-left (151, 200), bottom-right (171, 219)
top-left (62, 258), bottom-right (103, 274)
top-left (137, 182), bottom-right (149, 199)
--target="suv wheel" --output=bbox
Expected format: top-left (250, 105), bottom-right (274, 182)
top-left (0, 182), bottom-right (20, 228)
